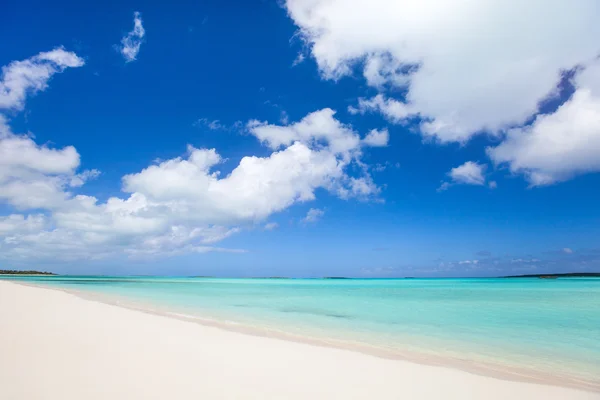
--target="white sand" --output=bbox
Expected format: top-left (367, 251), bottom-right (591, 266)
top-left (0, 281), bottom-right (598, 400)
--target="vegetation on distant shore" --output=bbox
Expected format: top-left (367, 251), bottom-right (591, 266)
top-left (0, 270), bottom-right (56, 275)
top-left (504, 272), bottom-right (600, 278)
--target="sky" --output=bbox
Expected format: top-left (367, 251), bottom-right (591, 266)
top-left (1, 0), bottom-right (599, 277)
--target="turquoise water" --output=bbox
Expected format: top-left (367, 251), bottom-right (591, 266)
top-left (3, 276), bottom-right (600, 387)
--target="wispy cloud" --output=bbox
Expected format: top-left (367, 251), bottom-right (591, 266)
top-left (118, 12), bottom-right (145, 63)
top-left (511, 258), bottom-right (541, 263)
top-left (194, 118), bottom-right (224, 130)
top-left (292, 53), bottom-right (305, 67)
top-left (279, 110), bottom-right (289, 124)
top-left (303, 208), bottom-right (324, 224)
top-left (0, 47), bottom-right (84, 111)
top-left (264, 222), bottom-right (279, 231)
top-left (69, 169), bottom-right (101, 187)
top-left (194, 118), bottom-right (243, 132)
top-left (262, 100), bottom-right (291, 125)
top-left (371, 161), bottom-right (400, 173)
top-left (360, 266), bottom-right (398, 276)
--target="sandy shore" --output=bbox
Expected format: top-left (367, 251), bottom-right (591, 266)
top-left (0, 281), bottom-right (598, 400)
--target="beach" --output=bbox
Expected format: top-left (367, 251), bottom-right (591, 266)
top-left (1, 280), bottom-right (598, 400)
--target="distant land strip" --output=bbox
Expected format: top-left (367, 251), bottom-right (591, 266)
top-left (504, 272), bottom-right (600, 278)
top-left (0, 270), bottom-right (56, 275)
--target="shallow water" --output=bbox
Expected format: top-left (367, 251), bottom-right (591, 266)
top-left (3, 275), bottom-right (600, 387)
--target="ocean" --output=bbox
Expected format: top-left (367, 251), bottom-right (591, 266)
top-left (3, 276), bottom-right (599, 388)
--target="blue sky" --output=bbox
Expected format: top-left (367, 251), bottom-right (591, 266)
top-left (1, 0), bottom-right (599, 277)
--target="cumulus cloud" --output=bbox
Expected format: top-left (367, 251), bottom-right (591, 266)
top-left (0, 132), bottom-right (377, 259)
top-left (488, 59), bottom-right (600, 186)
top-left (248, 108), bottom-right (361, 157)
top-left (0, 124), bottom-right (376, 260)
top-left (338, 176), bottom-right (380, 199)
top-left (0, 52), bottom-right (382, 262)
top-left (438, 161), bottom-right (487, 191)
top-left (285, 0), bottom-right (600, 143)
top-left (0, 214), bottom-right (46, 234)
top-left (303, 208), bottom-right (324, 223)
top-left (247, 109), bottom-right (382, 198)
top-left (362, 128), bottom-right (389, 147)
top-left (0, 47), bottom-right (84, 111)
top-left (119, 11), bottom-right (145, 63)
top-left (121, 142), bottom-right (349, 224)
top-left (0, 118), bottom-right (81, 210)
top-left (348, 94), bottom-right (414, 124)
top-left (449, 162), bottom-right (487, 185)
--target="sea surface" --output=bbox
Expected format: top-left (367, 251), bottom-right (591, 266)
top-left (3, 275), bottom-right (599, 388)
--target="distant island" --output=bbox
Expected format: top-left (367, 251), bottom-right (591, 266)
top-left (504, 272), bottom-right (600, 279)
top-left (0, 270), bottom-right (56, 275)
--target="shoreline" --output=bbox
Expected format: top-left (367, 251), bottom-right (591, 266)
top-left (5, 279), bottom-right (600, 394)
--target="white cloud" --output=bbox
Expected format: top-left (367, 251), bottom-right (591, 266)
top-left (264, 222), bottom-right (279, 231)
top-left (371, 161), bottom-right (401, 173)
top-left (0, 46), bottom-right (386, 262)
top-left (119, 11), bottom-right (145, 63)
top-left (248, 108), bottom-right (361, 157)
top-left (488, 59), bottom-right (600, 186)
top-left (1, 87), bottom-right (381, 261)
top-left (0, 47), bottom-right (84, 111)
top-left (248, 110), bottom-right (383, 201)
top-left (362, 128), bottom-right (389, 147)
top-left (511, 258), bottom-right (540, 264)
top-left (303, 208), bottom-right (324, 223)
top-left (0, 131), bottom-right (79, 174)
top-left (450, 162), bottom-right (486, 185)
top-left (360, 266), bottom-right (397, 276)
top-left (563, 248), bottom-right (574, 254)
top-left (279, 110), bottom-right (290, 125)
top-left (194, 118), bottom-right (243, 132)
top-left (292, 53), bottom-right (305, 67)
top-left (69, 169), bottom-right (101, 187)
top-left (437, 182), bottom-right (451, 192)
top-left (0, 214), bottom-right (46, 234)
top-left (348, 94), bottom-right (414, 124)
top-left (0, 131), bottom-right (365, 259)
top-left (339, 176), bottom-right (380, 199)
top-left (195, 118), bottom-right (225, 130)
top-left (286, 0), bottom-right (600, 142)
top-left (438, 161), bottom-right (487, 191)
top-left (488, 181), bottom-right (498, 189)
top-left (120, 139), bottom-right (374, 223)
top-left (0, 119), bottom-right (81, 209)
